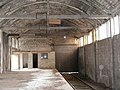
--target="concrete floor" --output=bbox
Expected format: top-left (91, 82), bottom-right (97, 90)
top-left (0, 69), bottom-right (73, 90)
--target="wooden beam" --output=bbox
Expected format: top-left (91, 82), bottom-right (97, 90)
top-left (8, 34), bottom-right (19, 36)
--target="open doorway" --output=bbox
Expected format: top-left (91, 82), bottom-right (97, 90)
top-left (33, 54), bottom-right (38, 68)
top-left (11, 54), bottom-right (19, 71)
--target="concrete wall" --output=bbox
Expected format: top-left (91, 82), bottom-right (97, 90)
top-left (38, 52), bottom-right (55, 69)
top-left (78, 47), bottom-right (85, 76)
top-left (85, 43), bottom-right (96, 81)
top-left (55, 45), bottom-right (78, 72)
top-left (96, 39), bottom-right (112, 87)
top-left (113, 34), bottom-right (120, 90)
top-left (79, 38), bottom-right (113, 88)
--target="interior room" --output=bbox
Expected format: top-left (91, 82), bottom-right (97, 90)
top-left (0, 0), bottom-right (120, 90)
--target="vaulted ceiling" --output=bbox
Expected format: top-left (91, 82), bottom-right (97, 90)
top-left (0, 0), bottom-right (120, 38)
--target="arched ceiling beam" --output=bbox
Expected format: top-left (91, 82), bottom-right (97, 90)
top-left (0, 1), bottom-right (92, 27)
top-left (83, 0), bottom-right (110, 14)
top-left (0, 1), bottom-right (110, 28)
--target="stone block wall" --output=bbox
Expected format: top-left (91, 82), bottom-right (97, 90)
top-left (38, 52), bottom-right (55, 69)
top-left (19, 38), bottom-right (53, 52)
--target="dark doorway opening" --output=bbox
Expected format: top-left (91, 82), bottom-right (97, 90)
top-left (33, 54), bottom-right (38, 68)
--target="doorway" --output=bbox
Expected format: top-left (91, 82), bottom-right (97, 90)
top-left (11, 54), bottom-right (19, 71)
top-left (33, 54), bottom-right (38, 68)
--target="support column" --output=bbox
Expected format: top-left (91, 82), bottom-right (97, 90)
top-left (110, 18), bottom-right (115, 89)
top-left (20, 53), bottom-right (23, 69)
top-left (1, 32), bottom-right (9, 73)
top-left (28, 53), bottom-right (33, 69)
top-left (38, 53), bottom-right (41, 69)
top-left (0, 30), bottom-right (3, 73)
top-left (18, 54), bottom-right (20, 69)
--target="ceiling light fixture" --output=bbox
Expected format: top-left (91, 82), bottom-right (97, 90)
top-left (64, 36), bottom-right (66, 39)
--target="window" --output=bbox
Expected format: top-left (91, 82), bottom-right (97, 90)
top-left (106, 20), bottom-right (111, 38)
top-left (12, 38), bottom-right (15, 48)
top-left (110, 18), bottom-right (115, 37)
top-left (80, 37), bottom-right (83, 47)
top-left (41, 53), bottom-right (48, 59)
top-left (79, 13), bottom-right (120, 45)
top-left (114, 15), bottom-right (119, 35)
top-left (84, 35), bottom-right (88, 45)
top-left (93, 29), bottom-right (97, 42)
top-left (88, 31), bottom-right (93, 44)
top-left (99, 23), bottom-right (107, 40)
top-left (96, 28), bottom-right (99, 41)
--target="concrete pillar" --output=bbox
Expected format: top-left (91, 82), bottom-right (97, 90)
top-left (7, 46), bottom-right (11, 71)
top-left (1, 32), bottom-right (9, 73)
top-left (28, 53), bottom-right (33, 69)
top-left (8, 37), bottom-right (12, 71)
top-left (0, 30), bottom-right (3, 73)
top-left (38, 53), bottom-right (41, 69)
top-left (18, 54), bottom-right (20, 69)
top-left (20, 53), bottom-right (23, 69)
